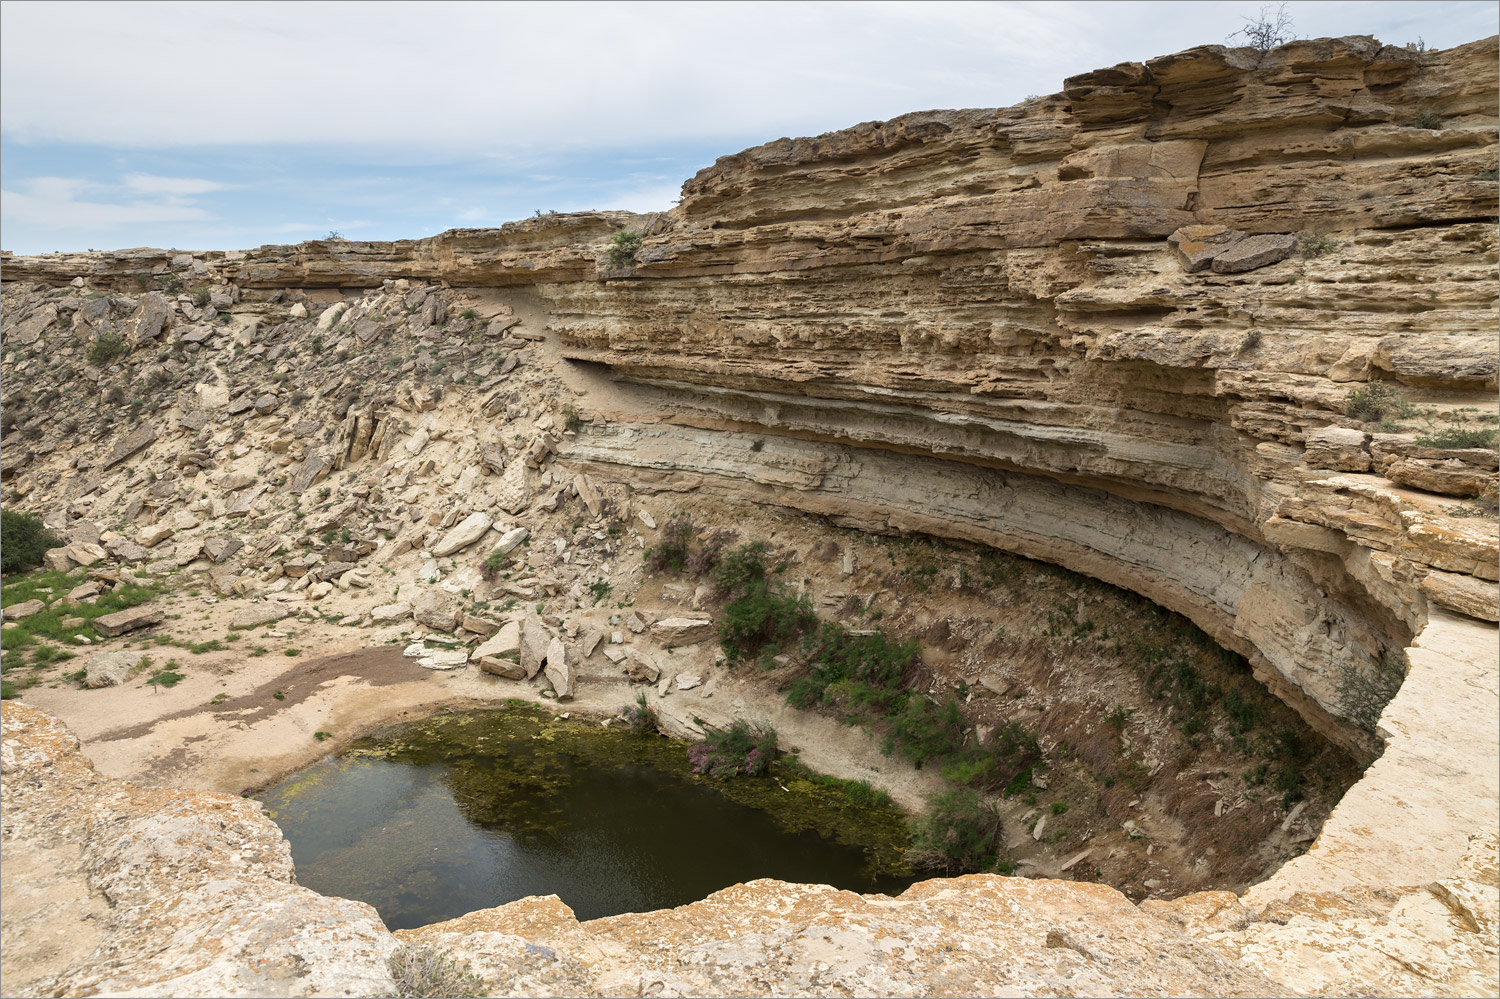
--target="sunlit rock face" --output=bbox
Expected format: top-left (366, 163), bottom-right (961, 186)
top-left (1, 33), bottom-right (1495, 999)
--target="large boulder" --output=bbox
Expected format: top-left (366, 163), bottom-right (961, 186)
top-left (1167, 224), bottom-right (1246, 273)
top-left (231, 603), bottom-right (291, 629)
top-left (543, 637), bottom-right (574, 699)
top-left (1211, 233), bottom-right (1297, 273)
top-left (520, 609), bottom-right (549, 679)
top-left (93, 605), bottom-right (162, 637)
top-left (623, 647), bottom-right (661, 683)
top-left (471, 621), bottom-right (521, 666)
top-left (101, 423), bottom-right (157, 471)
top-left (2, 599), bottom-right (46, 620)
top-left (431, 512), bottom-right (493, 557)
top-left (412, 590), bottom-right (459, 633)
top-left (84, 650), bottom-right (145, 688)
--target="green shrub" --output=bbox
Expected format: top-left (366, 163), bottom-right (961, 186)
top-left (786, 622), bottom-right (918, 716)
top-left (1297, 232), bottom-right (1339, 257)
top-left (1344, 381), bottom-right (1415, 424)
top-left (1336, 648), bottom-right (1406, 731)
top-left (480, 547), bottom-right (513, 581)
top-left (607, 230), bottom-right (644, 268)
top-left (1, 510), bottom-right (61, 575)
top-left (907, 787), bottom-right (1005, 874)
top-left (688, 719), bottom-right (777, 777)
top-left (1409, 110), bottom-right (1441, 129)
top-left (1413, 427), bottom-right (1497, 450)
top-left (939, 721), bottom-right (1042, 795)
top-left (883, 693), bottom-right (966, 768)
top-left (87, 331), bottom-right (129, 367)
top-left (712, 542), bottom-right (815, 663)
top-left (616, 691), bottom-right (658, 735)
top-left (646, 516), bottom-right (696, 573)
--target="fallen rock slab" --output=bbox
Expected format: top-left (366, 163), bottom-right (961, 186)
top-left (653, 617), bottom-right (714, 647)
top-left (1211, 233), bottom-right (1297, 273)
top-left (543, 636), bottom-right (573, 699)
top-left (230, 604), bottom-right (291, 629)
top-left (93, 605), bottom-right (163, 637)
top-left (417, 649), bottom-right (469, 670)
top-left (3, 598), bottom-right (46, 620)
top-left (431, 511), bottom-right (493, 557)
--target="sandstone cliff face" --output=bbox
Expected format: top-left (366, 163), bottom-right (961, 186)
top-left (1, 32), bottom-right (1496, 999)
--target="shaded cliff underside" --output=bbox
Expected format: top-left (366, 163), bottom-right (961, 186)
top-left (1, 32), bottom-right (1497, 999)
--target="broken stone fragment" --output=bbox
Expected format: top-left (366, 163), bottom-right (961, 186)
top-left (1210, 233), bottom-right (1297, 274)
top-left (1303, 427), bottom-right (1372, 472)
top-left (462, 614), bottom-right (499, 636)
top-left (652, 617), bottom-right (714, 647)
top-left (411, 590), bottom-right (460, 633)
top-left (1167, 224), bottom-right (1246, 273)
top-left (471, 621), bottom-right (521, 664)
top-left (431, 511), bottom-right (493, 557)
top-left (622, 647), bottom-right (660, 683)
top-left (136, 524), bottom-right (175, 548)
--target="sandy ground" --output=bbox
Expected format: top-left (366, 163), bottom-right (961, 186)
top-left (22, 629), bottom-right (947, 811)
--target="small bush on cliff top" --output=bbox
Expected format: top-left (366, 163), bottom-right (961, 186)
top-left (1, 510), bottom-right (61, 575)
top-left (1413, 427), bottom-right (1498, 450)
top-left (379, 944), bottom-right (485, 999)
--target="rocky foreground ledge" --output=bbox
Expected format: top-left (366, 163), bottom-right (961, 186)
top-left (1, 700), bottom-right (1494, 997)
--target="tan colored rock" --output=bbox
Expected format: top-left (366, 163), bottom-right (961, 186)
top-left (136, 524), bottom-right (175, 548)
top-left (1211, 233), bottom-right (1297, 273)
top-left (93, 605), bottom-right (162, 637)
top-left (411, 590), bottom-right (459, 633)
top-left (2, 598), bottom-right (45, 620)
top-left (1168, 224), bottom-right (1246, 272)
top-left (1304, 427), bottom-right (1371, 472)
top-left (652, 617), bottom-right (714, 646)
top-left (431, 511), bottom-right (492, 557)
top-left (230, 604), bottom-right (291, 629)
top-left (82, 650), bottom-right (145, 688)
top-left (543, 636), bottom-right (573, 699)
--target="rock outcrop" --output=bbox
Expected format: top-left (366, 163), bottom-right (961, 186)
top-left (1, 32), bottom-right (1496, 999)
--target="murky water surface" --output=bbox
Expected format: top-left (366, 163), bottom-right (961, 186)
top-left (261, 703), bottom-right (915, 929)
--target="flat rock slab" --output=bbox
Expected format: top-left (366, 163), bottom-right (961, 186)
top-left (3, 599), bottom-right (46, 620)
top-left (432, 511), bottom-right (493, 557)
top-left (653, 617), bottom-right (714, 646)
top-left (1211, 233), bottom-right (1297, 273)
top-left (230, 603), bottom-right (292, 629)
top-left (1168, 224), bottom-right (1246, 272)
top-left (471, 621), bottom-right (521, 664)
top-left (93, 605), bottom-right (163, 637)
top-left (417, 649), bottom-right (469, 670)
top-left (543, 636), bottom-right (574, 699)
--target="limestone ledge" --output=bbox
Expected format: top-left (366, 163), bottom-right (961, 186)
top-left (2, 701), bottom-right (1494, 998)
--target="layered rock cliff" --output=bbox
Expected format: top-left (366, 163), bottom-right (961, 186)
top-left (2, 33), bottom-right (1497, 998)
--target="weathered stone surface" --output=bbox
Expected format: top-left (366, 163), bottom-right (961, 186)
top-left (82, 650), bottom-right (144, 688)
top-left (491, 526), bottom-right (529, 559)
top-left (1303, 427), bottom-right (1373, 472)
top-left (543, 636), bottom-right (573, 699)
top-left (431, 511), bottom-right (492, 556)
top-left (136, 524), bottom-right (175, 548)
top-left (1168, 224), bottom-right (1246, 272)
top-left (411, 590), bottom-right (460, 633)
top-left (2, 598), bottom-right (45, 620)
top-left (1211, 233), bottom-right (1298, 273)
top-left (461, 613), bottom-right (499, 636)
top-left (203, 536), bottom-right (243, 564)
top-left (92, 605), bottom-right (162, 637)
top-left (622, 647), bottom-right (661, 683)
top-left (230, 603), bottom-right (291, 629)
top-left (519, 608), bottom-right (548, 679)
top-left (101, 422), bottom-right (156, 470)
top-left (415, 648), bottom-right (468, 670)
top-left (651, 616), bottom-right (714, 646)
top-left (370, 602), bottom-right (410, 622)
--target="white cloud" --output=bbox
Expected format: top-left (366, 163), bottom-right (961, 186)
top-left (122, 174), bottom-right (231, 195)
top-left (0, 174), bottom-right (220, 231)
top-left (3, 1), bottom-right (1493, 154)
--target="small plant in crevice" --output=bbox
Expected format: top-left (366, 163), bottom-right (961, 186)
top-left (1408, 109), bottom-right (1442, 130)
top-left (480, 547), bottom-right (513, 582)
top-left (87, 331), bottom-right (129, 367)
top-left (607, 230), bottom-right (644, 269)
top-left (688, 718), bottom-right (778, 778)
top-left (1297, 231), bottom-right (1339, 258)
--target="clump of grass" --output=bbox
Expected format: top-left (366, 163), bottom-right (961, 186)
top-left (1297, 232), bottom-right (1340, 258)
top-left (616, 691), bottom-right (658, 735)
top-left (1413, 427), bottom-right (1497, 450)
top-left (87, 331), bottom-right (129, 367)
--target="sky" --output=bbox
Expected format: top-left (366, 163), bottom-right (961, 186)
top-left (2, 0), bottom-right (1495, 255)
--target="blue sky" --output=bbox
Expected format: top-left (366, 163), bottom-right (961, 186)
top-left (2, 0), bottom-right (1495, 255)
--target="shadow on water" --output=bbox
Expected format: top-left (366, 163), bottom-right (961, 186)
top-left (260, 702), bottom-right (916, 929)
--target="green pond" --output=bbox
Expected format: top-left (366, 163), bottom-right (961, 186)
top-left (260, 702), bottom-right (916, 930)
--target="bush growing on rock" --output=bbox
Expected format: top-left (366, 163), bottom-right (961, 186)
top-left (86, 331), bottom-right (128, 367)
top-left (1344, 381), bottom-right (1415, 424)
top-left (0, 510), bottom-right (60, 575)
top-left (607, 230), bottom-right (644, 268)
top-left (883, 693), bottom-right (967, 768)
top-left (617, 691), bottom-right (658, 735)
